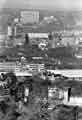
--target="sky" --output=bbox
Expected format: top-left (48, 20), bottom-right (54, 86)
top-left (0, 0), bottom-right (82, 10)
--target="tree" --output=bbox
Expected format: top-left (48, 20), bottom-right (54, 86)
top-left (25, 34), bottom-right (29, 44)
top-left (48, 33), bottom-right (53, 40)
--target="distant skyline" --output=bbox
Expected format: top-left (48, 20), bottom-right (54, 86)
top-left (0, 0), bottom-right (82, 10)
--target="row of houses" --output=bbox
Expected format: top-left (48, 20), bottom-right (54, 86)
top-left (0, 62), bottom-right (45, 75)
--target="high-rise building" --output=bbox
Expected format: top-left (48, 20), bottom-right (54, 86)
top-left (7, 25), bottom-right (12, 37)
top-left (20, 11), bottom-right (39, 24)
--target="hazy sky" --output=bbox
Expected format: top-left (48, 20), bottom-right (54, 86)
top-left (0, 0), bottom-right (82, 10)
